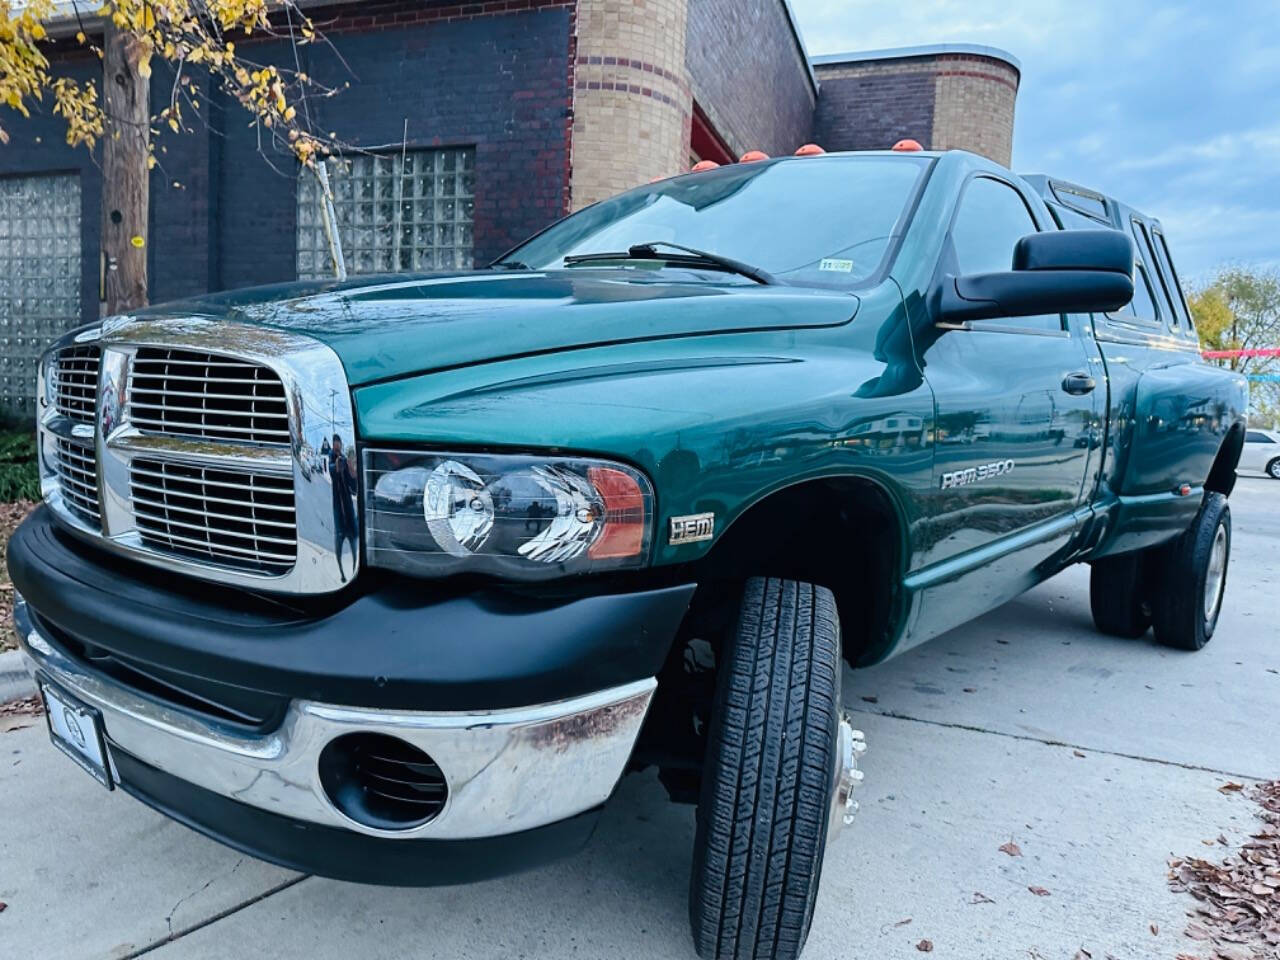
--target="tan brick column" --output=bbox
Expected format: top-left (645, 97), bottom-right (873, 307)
top-left (569, 0), bottom-right (692, 210)
top-left (930, 54), bottom-right (1020, 167)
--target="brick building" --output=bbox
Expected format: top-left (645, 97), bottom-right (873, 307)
top-left (0, 0), bottom-right (1019, 418)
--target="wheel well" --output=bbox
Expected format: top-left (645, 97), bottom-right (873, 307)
top-left (633, 476), bottom-right (904, 803)
top-left (1205, 423), bottom-right (1245, 496)
top-left (688, 476), bottom-right (904, 666)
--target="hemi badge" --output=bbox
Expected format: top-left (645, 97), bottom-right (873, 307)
top-left (670, 513), bottom-right (715, 545)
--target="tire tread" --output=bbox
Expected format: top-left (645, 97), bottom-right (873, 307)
top-left (690, 578), bottom-right (840, 960)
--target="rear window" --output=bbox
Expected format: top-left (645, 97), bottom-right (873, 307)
top-left (1051, 183), bottom-right (1108, 221)
top-left (1246, 431), bottom-right (1276, 444)
top-left (1047, 203), bottom-right (1108, 231)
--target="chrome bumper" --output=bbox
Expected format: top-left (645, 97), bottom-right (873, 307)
top-left (16, 595), bottom-right (655, 840)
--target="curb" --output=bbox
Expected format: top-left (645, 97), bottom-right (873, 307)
top-left (0, 648), bottom-right (35, 703)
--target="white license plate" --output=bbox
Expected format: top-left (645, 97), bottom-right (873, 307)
top-left (40, 679), bottom-right (113, 790)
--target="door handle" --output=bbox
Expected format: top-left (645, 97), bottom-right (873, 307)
top-left (1062, 372), bottom-right (1096, 396)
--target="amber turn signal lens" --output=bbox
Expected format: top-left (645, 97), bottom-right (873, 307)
top-left (587, 466), bottom-right (646, 560)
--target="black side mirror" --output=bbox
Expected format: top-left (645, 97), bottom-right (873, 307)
top-left (934, 230), bottom-right (1134, 325)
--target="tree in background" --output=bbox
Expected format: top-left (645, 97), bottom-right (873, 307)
top-left (1190, 266), bottom-right (1280, 426)
top-left (0, 0), bottom-right (348, 312)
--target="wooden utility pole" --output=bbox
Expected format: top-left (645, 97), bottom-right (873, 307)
top-left (101, 22), bottom-right (150, 315)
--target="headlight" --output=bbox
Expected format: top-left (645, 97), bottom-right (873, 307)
top-left (364, 449), bottom-right (654, 579)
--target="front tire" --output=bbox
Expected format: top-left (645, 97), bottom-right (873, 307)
top-left (1151, 492), bottom-right (1231, 651)
top-left (1267, 457), bottom-right (1280, 480)
top-left (689, 578), bottom-right (841, 960)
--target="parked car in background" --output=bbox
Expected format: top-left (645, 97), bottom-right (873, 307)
top-left (1241, 428), bottom-right (1280, 478)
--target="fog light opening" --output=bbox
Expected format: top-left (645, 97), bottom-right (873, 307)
top-left (318, 732), bottom-right (448, 830)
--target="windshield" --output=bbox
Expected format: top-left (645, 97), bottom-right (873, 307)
top-left (499, 155), bottom-right (931, 289)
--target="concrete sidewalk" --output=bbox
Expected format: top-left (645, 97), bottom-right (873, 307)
top-left (2, 476), bottom-right (1277, 959)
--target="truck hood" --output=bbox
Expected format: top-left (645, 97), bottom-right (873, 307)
top-left (134, 271), bottom-right (859, 386)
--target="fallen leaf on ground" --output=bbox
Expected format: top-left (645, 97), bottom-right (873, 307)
top-left (1073, 749), bottom-right (1086, 758)
top-left (1169, 780), bottom-right (1280, 956)
top-left (1028, 886), bottom-right (1051, 897)
top-left (970, 891), bottom-right (995, 904)
top-left (1071, 950), bottom-right (1092, 960)
top-left (0, 696), bottom-right (43, 720)
top-left (893, 918), bottom-right (912, 928)
top-left (0, 901), bottom-right (6, 913)
top-left (963, 687), bottom-right (976, 693)
top-left (915, 940), bottom-right (933, 953)
top-left (861, 695), bottom-right (878, 704)
top-left (999, 840), bottom-right (1023, 857)
top-left (1149, 923), bottom-right (1158, 935)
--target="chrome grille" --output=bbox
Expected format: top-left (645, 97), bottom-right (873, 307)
top-left (53, 437), bottom-right (100, 528)
top-left (131, 458), bottom-right (297, 573)
top-left (130, 347), bottom-right (291, 445)
top-left (52, 346), bottom-right (100, 424)
top-left (39, 319), bottom-right (355, 594)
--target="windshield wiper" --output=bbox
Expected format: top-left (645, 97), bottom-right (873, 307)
top-left (562, 241), bottom-right (776, 285)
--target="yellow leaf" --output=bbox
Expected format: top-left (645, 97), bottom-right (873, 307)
top-left (167, 117), bottom-right (179, 132)
top-left (76, 31), bottom-right (86, 44)
top-left (146, 155), bottom-right (156, 169)
top-left (31, 23), bottom-right (46, 39)
top-left (130, 235), bottom-right (145, 248)
top-left (5, 92), bottom-right (19, 108)
top-left (137, 52), bottom-right (152, 79)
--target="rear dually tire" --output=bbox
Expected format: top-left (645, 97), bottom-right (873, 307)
top-left (1151, 492), bottom-right (1231, 651)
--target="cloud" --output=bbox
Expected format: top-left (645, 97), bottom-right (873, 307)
top-left (789, 0), bottom-right (1279, 277)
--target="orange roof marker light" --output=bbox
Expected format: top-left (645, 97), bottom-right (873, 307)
top-left (739, 150), bottom-right (770, 163)
top-left (794, 143), bottom-right (826, 156)
top-left (891, 138), bottom-right (923, 152)
top-left (691, 160), bottom-right (720, 172)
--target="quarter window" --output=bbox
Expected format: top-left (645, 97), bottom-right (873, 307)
top-left (297, 147), bottom-right (476, 280)
top-left (1111, 263), bottom-right (1160, 323)
top-left (1246, 432), bottom-right (1275, 444)
top-left (1133, 220), bottom-right (1178, 330)
top-left (1151, 229), bottom-right (1194, 332)
top-left (1108, 222), bottom-right (1161, 325)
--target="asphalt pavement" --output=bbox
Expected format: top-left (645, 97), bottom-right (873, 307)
top-left (2, 474), bottom-right (1277, 959)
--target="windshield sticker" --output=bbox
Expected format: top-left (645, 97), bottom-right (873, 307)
top-left (819, 258), bottom-right (854, 273)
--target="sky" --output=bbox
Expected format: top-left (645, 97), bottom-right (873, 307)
top-left (788, 0), bottom-right (1280, 282)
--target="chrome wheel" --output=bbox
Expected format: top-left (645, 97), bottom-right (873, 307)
top-left (1203, 523), bottom-right (1228, 622)
top-left (828, 714), bottom-right (865, 842)
top-left (1269, 459), bottom-right (1280, 479)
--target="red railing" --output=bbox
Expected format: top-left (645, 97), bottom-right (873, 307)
top-left (1201, 347), bottom-right (1280, 359)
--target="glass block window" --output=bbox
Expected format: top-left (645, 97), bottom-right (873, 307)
top-left (0, 173), bottom-right (82, 421)
top-left (297, 148), bottom-right (476, 279)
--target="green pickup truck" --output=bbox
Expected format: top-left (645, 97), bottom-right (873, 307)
top-left (11, 149), bottom-right (1248, 960)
